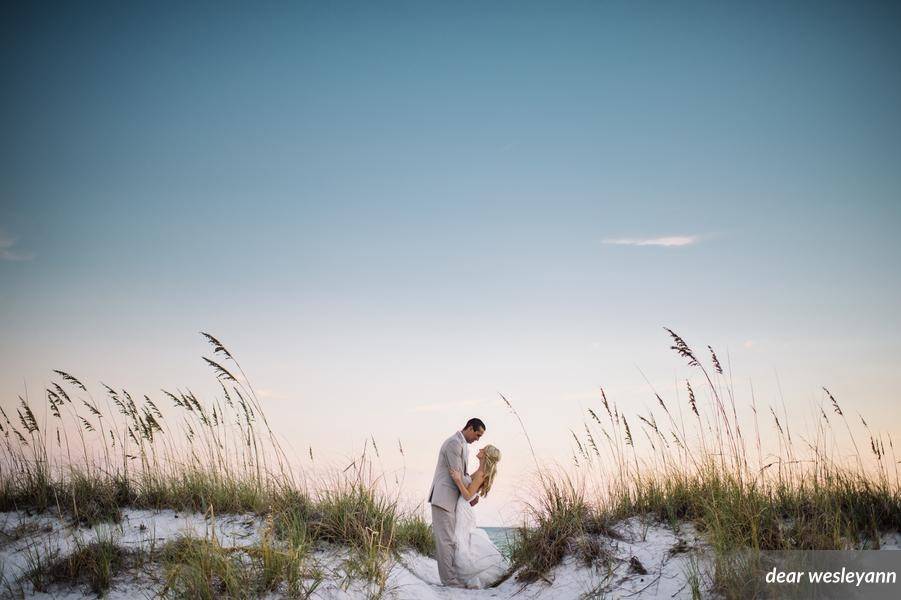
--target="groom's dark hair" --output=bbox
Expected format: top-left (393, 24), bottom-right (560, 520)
top-left (464, 417), bottom-right (486, 432)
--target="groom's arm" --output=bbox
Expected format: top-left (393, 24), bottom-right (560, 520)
top-left (442, 438), bottom-right (465, 474)
top-left (449, 470), bottom-right (484, 501)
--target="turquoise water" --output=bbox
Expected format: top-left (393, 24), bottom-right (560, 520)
top-left (481, 527), bottom-right (516, 557)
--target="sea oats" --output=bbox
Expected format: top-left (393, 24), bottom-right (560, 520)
top-left (160, 390), bottom-right (184, 407)
top-left (770, 407), bottom-right (783, 435)
top-left (53, 370), bottom-right (88, 392)
top-left (665, 327), bottom-right (700, 368)
top-left (124, 391), bottom-right (137, 416)
top-left (686, 380), bottom-right (698, 417)
top-left (203, 356), bottom-right (239, 383)
top-left (708, 345), bottom-right (724, 375)
top-left (82, 399), bottom-right (103, 417)
top-left (145, 396), bottom-right (163, 419)
top-left (18, 397), bottom-right (39, 433)
top-left (104, 384), bottom-right (128, 414)
top-left (655, 393), bottom-right (667, 412)
top-left (200, 331), bottom-right (234, 361)
top-left (638, 414), bottom-right (660, 436)
top-left (52, 382), bottom-right (71, 404)
top-left (600, 387), bottom-right (612, 420)
top-left (570, 430), bottom-right (586, 459)
top-left (584, 423), bottom-right (599, 456)
top-left (219, 382), bottom-right (234, 408)
top-left (622, 415), bottom-right (633, 446)
top-left (47, 389), bottom-right (62, 418)
top-left (823, 387), bottom-right (843, 416)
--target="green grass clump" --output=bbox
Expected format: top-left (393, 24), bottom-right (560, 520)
top-left (21, 534), bottom-right (138, 596)
top-left (509, 475), bottom-right (594, 582)
top-left (394, 512), bottom-right (435, 557)
top-left (159, 537), bottom-right (249, 599)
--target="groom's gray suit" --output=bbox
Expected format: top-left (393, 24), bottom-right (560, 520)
top-left (428, 431), bottom-right (469, 586)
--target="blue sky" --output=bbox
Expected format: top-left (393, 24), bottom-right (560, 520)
top-left (2, 1), bottom-right (901, 524)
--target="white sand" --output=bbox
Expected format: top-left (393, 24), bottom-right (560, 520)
top-left (1, 508), bottom-right (263, 598)
top-left (2, 508), bottom-right (898, 598)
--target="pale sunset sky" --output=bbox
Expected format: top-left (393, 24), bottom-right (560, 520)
top-left (2, 2), bottom-right (901, 525)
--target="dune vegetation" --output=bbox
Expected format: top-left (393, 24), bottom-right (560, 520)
top-left (507, 328), bottom-right (901, 598)
top-left (1, 330), bottom-right (899, 598)
top-left (0, 333), bottom-right (431, 598)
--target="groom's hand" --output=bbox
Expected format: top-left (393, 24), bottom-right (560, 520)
top-left (469, 496), bottom-right (479, 507)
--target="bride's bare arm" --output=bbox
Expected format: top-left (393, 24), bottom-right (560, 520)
top-left (449, 468), bottom-right (483, 500)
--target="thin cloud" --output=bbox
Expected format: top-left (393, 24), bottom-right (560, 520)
top-left (257, 388), bottom-right (288, 400)
top-left (602, 235), bottom-right (700, 248)
top-left (0, 230), bottom-right (34, 261)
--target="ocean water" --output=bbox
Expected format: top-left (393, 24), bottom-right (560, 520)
top-left (481, 527), bottom-right (516, 557)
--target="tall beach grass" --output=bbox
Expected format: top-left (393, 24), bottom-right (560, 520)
top-left (506, 328), bottom-right (901, 597)
top-left (0, 333), bottom-right (431, 597)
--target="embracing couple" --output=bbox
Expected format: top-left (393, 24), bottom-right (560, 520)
top-left (427, 418), bottom-right (508, 588)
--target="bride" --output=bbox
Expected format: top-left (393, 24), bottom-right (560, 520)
top-left (448, 444), bottom-right (508, 588)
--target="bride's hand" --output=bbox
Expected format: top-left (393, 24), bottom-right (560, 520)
top-left (448, 467), bottom-right (462, 481)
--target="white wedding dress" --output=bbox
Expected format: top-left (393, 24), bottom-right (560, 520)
top-left (452, 494), bottom-right (509, 588)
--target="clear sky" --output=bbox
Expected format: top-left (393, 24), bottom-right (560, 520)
top-left (2, 1), bottom-right (901, 525)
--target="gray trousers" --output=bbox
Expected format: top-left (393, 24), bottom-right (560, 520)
top-left (431, 504), bottom-right (458, 586)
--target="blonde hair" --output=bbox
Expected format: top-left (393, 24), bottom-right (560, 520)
top-left (478, 445), bottom-right (501, 497)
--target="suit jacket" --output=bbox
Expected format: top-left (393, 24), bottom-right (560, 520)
top-left (428, 431), bottom-right (469, 512)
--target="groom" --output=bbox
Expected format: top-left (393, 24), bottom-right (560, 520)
top-left (428, 417), bottom-right (486, 587)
